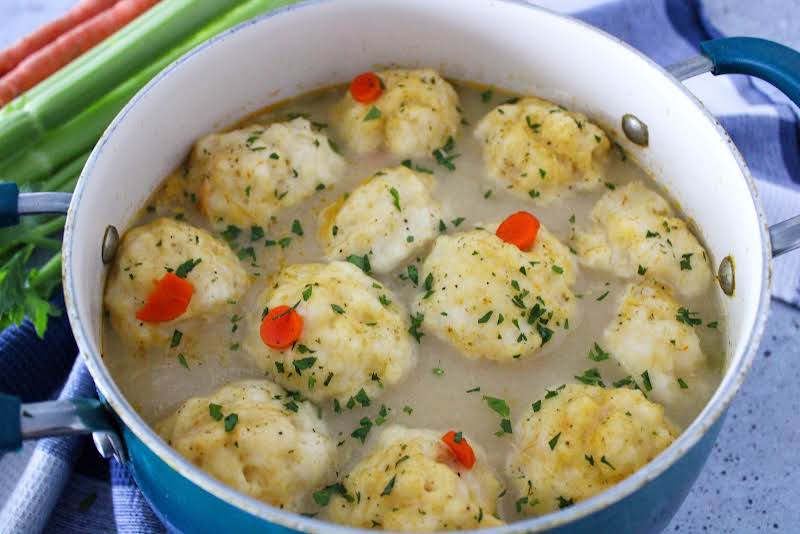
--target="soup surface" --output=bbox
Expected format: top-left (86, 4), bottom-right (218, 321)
top-left (103, 74), bottom-right (724, 524)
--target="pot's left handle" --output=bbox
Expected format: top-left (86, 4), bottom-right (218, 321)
top-left (0, 392), bottom-right (125, 460)
top-left (0, 185), bottom-right (123, 458)
top-left (668, 37), bottom-right (800, 258)
top-left (0, 182), bottom-right (72, 227)
top-left (0, 393), bottom-right (21, 451)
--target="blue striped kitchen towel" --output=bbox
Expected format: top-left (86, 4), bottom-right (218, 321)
top-left (0, 0), bottom-right (798, 532)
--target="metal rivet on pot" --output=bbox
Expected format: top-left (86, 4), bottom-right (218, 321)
top-left (621, 113), bottom-right (649, 147)
top-left (717, 255), bottom-right (735, 296)
top-left (101, 225), bottom-right (119, 265)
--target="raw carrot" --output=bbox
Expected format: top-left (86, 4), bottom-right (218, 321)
top-left (260, 305), bottom-right (304, 349)
top-left (0, 0), bottom-right (159, 107)
top-left (350, 72), bottom-right (383, 104)
top-left (441, 431), bottom-right (476, 469)
top-left (0, 0), bottom-right (117, 77)
top-left (135, 272), bottom-right (193, 323)
top-left (496, 211), bottom-right (541, 251)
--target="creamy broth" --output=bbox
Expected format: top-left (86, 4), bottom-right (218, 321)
top-left (102, 82), bottom-right (724, 520)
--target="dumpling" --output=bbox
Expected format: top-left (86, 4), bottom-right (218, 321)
top-left (326, 425), bottom-right (504, 531)
top-left (506, 383), bottom-right (676, 516)
top-left (602, 279), bottom-right (710, 404)
top-left (155, 379), bottom-right (336, 512)
top-left (474, 97), bottom-right (610, 204)
top-left (413, 223), bottom-right (577, 361)
top-left (572, 181), bottom-right (712, 298)
top-left (318, 166), bottom-right (441, 273)
top-left (331, 69), bottom-right (460, 159)
top-left (188, 118), bottom-right (345, 228)
top-left (243, 261), bottom-right (417, 404)
top-left (104, 217), bottom-right (248, 349)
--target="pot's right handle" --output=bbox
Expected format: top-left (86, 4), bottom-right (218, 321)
top-left (668, 37), bottom-right (800, 258)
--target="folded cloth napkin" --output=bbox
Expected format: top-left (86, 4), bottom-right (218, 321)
top-left (1, 0), bottom-right (798, 532)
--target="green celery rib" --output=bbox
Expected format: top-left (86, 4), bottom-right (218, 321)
top-left (0, 0), bottom-right (246, 161)
top-left (0, 0), bottom-right (299, 184)
top-left (30, 252), bottom-right (62, 294)
top-left (0, 216), bottom-right (65, 260)
top-left (40, 152), bottom-right (90, 192)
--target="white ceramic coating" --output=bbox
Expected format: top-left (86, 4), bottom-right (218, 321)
top-left (62, 0), bottom-right (771, 532)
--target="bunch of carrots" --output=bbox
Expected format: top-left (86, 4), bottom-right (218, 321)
top-left (0, 0), bottom-right (159, 106)
top-left (0, 0), bottom-right (296, 336)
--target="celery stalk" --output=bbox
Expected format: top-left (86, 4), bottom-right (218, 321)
top-left (0, 0), bottom-right (246, 161)
top-left (40, 152), bottom-right (90, 192)
top-left (0, 0), bottom-right (299, 184)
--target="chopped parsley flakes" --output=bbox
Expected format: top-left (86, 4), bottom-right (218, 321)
top-left (588, 342), bottom-right (610, 361)
top-left (574, 367), bottom-right (605, 387)
top-left (346, 254), bottom-right (371, 274)
top-left (313, 483), bottom-right (351, 506)
top-left (676, 307), bottom-right (702, 326)
top-left (293, 357), bottom-right (317, 375)
top-left (381, 475), bottom-right (396, 496)
top-left (174, 258), bottom-right (202, 278)
top-left (363, 106), bottom-right (381, 121)
top-left (408, 312), bottom-right (425, 343)
top-left (224, 413), bottom-right (238, 432)
top-left (291, 219), bottom-right (304, 236)
top-left (389, 187), bottom-right (401, 211)
top-left (432, 136), bottom-right (458, 171)
top-left (640, 370), bottom-right (653, 391)
top-left (208, 403), bottom-right (223, 421)
top-left (351, 417), bottom-right (373, 443)
top-left (680, 253), bottom-right (693, 270)
top-left (483, 395), bottom-right (510, 417)
top-left (170, 329), bottom-right (182, 348)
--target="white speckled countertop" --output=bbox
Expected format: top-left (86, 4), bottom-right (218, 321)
top-left (1, 1), bottom-right (798, 532)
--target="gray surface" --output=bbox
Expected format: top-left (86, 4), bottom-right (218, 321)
top-left (700, 0), bottom-right (800, 49)
top-left (1, 1), bottom-right (799, 533)
top-left (0, 1), bottom-right (76, 49)
top-left (669, 300), bottom-right (800, 532)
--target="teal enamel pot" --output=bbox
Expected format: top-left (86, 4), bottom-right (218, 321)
top-left (3, 1), bottom-right (800, 532)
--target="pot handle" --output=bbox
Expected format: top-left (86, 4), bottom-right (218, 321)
top-left (0, 182), bottom-right (72, 226)
top-left (0, 392), bottom-right (125, 461)
top-left (668, 37), bottom-right (800, 258)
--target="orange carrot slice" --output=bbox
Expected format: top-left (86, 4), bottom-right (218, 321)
top-left (442, 430), bottom-right (476, 469)
top-left (135, 272), bottom-right (193, 323)
top-left (0, 0), bottom-right (116, 77)
top-left (496, 211), bottom-right (541, 251)
top-left (349, 71), bottom-right (383, 104)
top-left (260, 305), bottom-right (303, 350)
top-left (0, 0), bottom-right (159, 106)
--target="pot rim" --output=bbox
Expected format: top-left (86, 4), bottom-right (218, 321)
top-left (62, 0), bottom-right (772, 532)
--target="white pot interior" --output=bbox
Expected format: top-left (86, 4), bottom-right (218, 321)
top-left (64, 0), bottom-right (768, 529)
